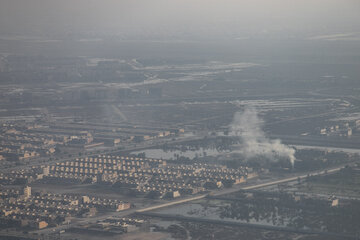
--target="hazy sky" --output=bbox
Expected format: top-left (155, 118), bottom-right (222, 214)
top-left (0, 0), bottom-right (360, 38)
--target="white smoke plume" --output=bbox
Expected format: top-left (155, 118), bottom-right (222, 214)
top-left (230, 107), bottom-right (295, 167)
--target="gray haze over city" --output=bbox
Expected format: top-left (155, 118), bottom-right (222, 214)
top-left (0, 1), bottom-right (360, 240)
top-left (1, 0), bottom-right (360, 37)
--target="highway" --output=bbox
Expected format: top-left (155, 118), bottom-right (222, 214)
top-left (136, 164), bottom-right (345, 213)
top-left (136, 194), bottom-right (207, 213)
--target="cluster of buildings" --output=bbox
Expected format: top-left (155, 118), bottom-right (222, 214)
top-left (0, 152), bottom-right (256, 232)
top-left (0, 186), bottom-right (131, 230)
top-left (0, 123), bottom-right (58, 163)
top-left (0, 165), bottom-right (49, 185)
top-left (319, 120), bottom-right (360, 137)
top-left (0, 114), bottom-right (185, 169)
top-left (71, 217), bottom-right (148, 235)
top-left (42, 155), bottom-right (255, 198)
top-left (48, 122), bottom-right (184, 146)
top-left (0, 121), bottom-right (97, 166)
top-left (0, 153), bottom-right (256, 200)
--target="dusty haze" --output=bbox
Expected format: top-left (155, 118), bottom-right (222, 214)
top-left (1, 0), bottom-right (360, 39)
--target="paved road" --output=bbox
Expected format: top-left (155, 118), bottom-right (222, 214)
top-left (140, 164), bottom-right (350, 212)
top-left (135, 165), bottom-right (345, 213)
top-left (136, 194), bottom-right (207, 213)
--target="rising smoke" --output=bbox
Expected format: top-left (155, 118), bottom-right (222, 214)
top-left (230, 108), bottom-right (295, 167)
